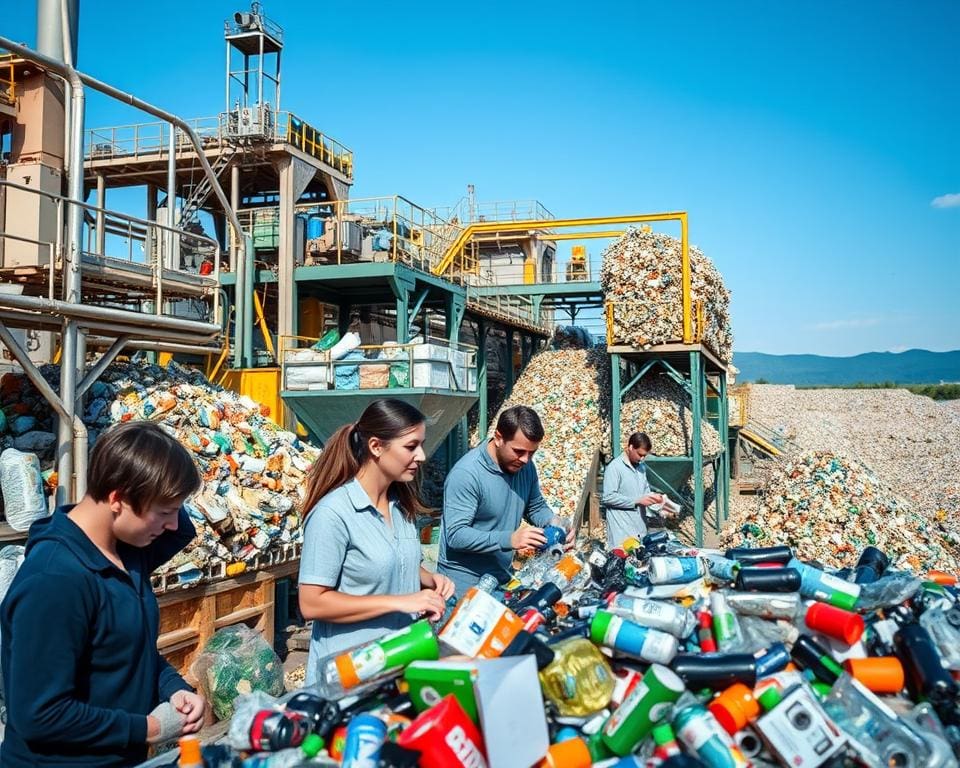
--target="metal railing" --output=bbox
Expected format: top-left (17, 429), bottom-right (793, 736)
top-left (84, 111), bottom-right (353, 179)
top-left (292, 195), bottom-right (460, 272)
top-left (224, 3), bottom-right (284, 42)
top-left (433, 198), bottom-right (555, 225)
top-left (0, 179), bottom-right (222, 321)
top-left (0, 54), bottom-right (15, 106)
top-left (280, 335), bottom-right (477, 393)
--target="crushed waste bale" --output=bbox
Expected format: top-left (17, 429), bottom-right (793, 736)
top-left (601, 227), bottom-right (733, 362)
top-left (621, 375), bottom-right (723, 457)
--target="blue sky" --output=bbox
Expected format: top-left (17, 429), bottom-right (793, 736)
top-left (5, 0), bottom-right (958, 356)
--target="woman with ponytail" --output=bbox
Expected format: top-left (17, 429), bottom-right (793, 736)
top-left (297, 398), bottom-right (455, 684)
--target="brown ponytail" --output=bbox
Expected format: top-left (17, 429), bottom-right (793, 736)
top-left (301, 399), bottom-right (430, 522)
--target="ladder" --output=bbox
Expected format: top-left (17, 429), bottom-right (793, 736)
top-left (178, 145), bottom-right (240, 226)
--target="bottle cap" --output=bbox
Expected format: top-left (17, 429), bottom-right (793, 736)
top-left (756, 686), bottom-right (782, 712)
top-left (178, 735), bottom-right (202, 766)
top-left (708, 683), bottom-right (759, 735)
top-left (805, 602), bottom-right (865, 645)
top-left (590, 610), bottom-right (615, 646)
top-left (537, 736), bottom-right (592, 768)
top-left (301, 733), bottom-right (325, 758)
top-left (927, 570), bottom-right (958, 586)
top-left (843, 656), bottom-right (905, 694)
top-left (651, 722), bottom-right (677, 746)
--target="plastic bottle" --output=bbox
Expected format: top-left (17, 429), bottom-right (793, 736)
top-left (721, 590), bottom-right (801, 621)
top-left (697, 610), bottom-right (717, 652)
top-left (178, 736), bottom-right (204, 768)
top-left (725, 545), bottom-right (792, 566)
top-left (591, 610), bottom-right (679, 664)
top-left (649, 557), bottom-right (706, 585)
top-left (754, 643), bottom-right (792, 679)
top-left (703, 555), bottom-right (740, 584)
top-left (853, 546), bottom-right (890, 584)
top-left (600, 664), bottom-right (687, 756)
top-left (733, 567), bottom-right (801, 593)
top-left (543, 555), bottom-right (591, 593)
top-left (894, 622), bottom-right (960, 710)
top-left (708, 683), bottom-right (760, 735)
top-left (652, 722), bottom-right (682, 759)
top-left (606, 593), bottom-right (697, 637)
top-left (843, 657), bottom-right (905, 694)
top-left (511, 582), bottom-right (563, 615)
top-left (315, 619), bottom-right (439, 699)
top-left (673, 703), bottom-right (750, 768)
top-left (856, 572), bottom-right (923, 612)
top-left (709, 592), bottom-right (744, 652)
top-left (821, 674), bottom-right (931, 768)
top-left (537, 737), bottom-right (593, 768)
top-left (787, 558), bottom-right (861, 610)
top-left (790, 634), bottom-right (843, 684)
top-left (477, 573), bottom-right (500, 593)
top-left (804, 602), bottom-right (865, 644)
top-left (539, 637), bottom-right (615, 716)
top-left (919, 607), bottom-right (960, 670)
top-left (341, 713), bottom-right (387, 768)
top-left (671, 654), bottom-right (759, 690)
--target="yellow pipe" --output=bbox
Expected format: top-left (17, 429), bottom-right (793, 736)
top-left (253, 290), bottom-right (275, 359)
top-left (680, 213), bottom-right (691, 344)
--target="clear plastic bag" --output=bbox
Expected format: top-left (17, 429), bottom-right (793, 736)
top-left (855, 572), bottom-right (923, 613)
top-left (0, 448), bottom-right (47, 531)
top-left (190, 624), bottom-right (285, 721)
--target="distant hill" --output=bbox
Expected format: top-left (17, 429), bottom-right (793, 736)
top-left (734, 349), bottom-right (960, 386)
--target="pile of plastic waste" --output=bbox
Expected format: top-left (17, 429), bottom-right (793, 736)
top-left (601, 228), bottom-right (733, 363)
top-left (0, 361), bottom-right (320, 583)
top-left (485, 348), bottom-right (611, 520)
top-left (174, 529), bottom-right (960, 768)
top-left (621, 376), bottom-right (724, 457)
top-left (722, 450), bottom-right (960, 573)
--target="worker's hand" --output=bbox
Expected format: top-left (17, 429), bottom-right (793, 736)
top-left (429, 572), bottom-right (456, 602)
top-left (400, 589), bottom-right (447, 622)
top-left (639, 494), bottom-right (663, 507)
top-left (146, 701), bottom-right (184, 744)
top-left (511, 527), bottom-right (547, 551)
top-left (170, 690), bottom-right (206, 735)
top-left (548, 515), bottom-right (576, 546)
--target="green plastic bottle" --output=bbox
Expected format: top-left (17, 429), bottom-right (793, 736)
top-left (601, 663), bottom-right (686, 756)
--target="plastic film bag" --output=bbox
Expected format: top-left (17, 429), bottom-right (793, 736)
top-left (190, 624), bottom-right (285, 721)
top-left (0, 449), bottom-right (48, 531)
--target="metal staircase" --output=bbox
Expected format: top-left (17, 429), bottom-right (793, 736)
top-left (178, 145), bottom-right (240, 225)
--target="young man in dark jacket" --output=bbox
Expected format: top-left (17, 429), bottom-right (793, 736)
top-left (1, 420), bottom-right (206, 767)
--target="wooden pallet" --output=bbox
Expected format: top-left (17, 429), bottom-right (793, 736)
top-left (156, 560), bottom-right (298, 686)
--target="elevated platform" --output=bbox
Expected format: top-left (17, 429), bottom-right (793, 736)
top-left (282, 388), bottom-right (477, 457)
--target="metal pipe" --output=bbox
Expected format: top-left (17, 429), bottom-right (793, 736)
top-left (0, 293), bottom-right (221, 337)
top-left (76, 335), bottom-right (130, 399)
top-left (164, 123), bottom-right (176, 311)
top-left (0, 36), bottom-right (247, 291)
top-left (86, 337), bottom-right (221, 356)
top-left (231, 164), bottom-right (243, 368)
top-left (95, 173), bottom-right (106, 254)
top-left (242, 234), bottom-right (254, 365)
top-left (0, 310), bottom-right (220, 346)
top-left (0, 323), bottom-right (70, 424)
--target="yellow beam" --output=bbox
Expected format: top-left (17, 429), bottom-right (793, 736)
top-left (740, 429), bottom-right (782, 457)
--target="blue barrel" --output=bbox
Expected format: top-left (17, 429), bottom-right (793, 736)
top-left (306, 215), bottom-right (324, 240)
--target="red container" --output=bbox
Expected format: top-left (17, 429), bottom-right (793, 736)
top-left (397, 695), bottom-right (488, 768)
top-left (805, 602), bottom-right (865, 645)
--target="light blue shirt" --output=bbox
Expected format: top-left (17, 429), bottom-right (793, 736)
top-left (438, 442), bottom-right (554, 597)
top-left (299, 478), bottom-right (422, 685)
top-left (602, 452), bottom-right (652, 547)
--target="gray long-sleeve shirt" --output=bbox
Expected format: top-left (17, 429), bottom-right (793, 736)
top-left (438, 442), bottom-right (554, 596)
top-left (602, 452), bottom-right (652, 547)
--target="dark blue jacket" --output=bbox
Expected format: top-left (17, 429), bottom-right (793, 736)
top-left (0, 506), bottom-right (196, 767)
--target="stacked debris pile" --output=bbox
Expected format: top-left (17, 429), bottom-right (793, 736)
top-left (747, 385), bottom-right (960, 548)
top-left (621, 375), bottom-right (724, 457)
top-left (210, 529), bottom-right (960, 767)
top-left (721, 450), bottom-right (959, 571)
top-left (0, 361), bottom-right (319, 582)
top-left (601, 227), bottom-right (733, 362)
top-left (484, 348), bottom-right (610, 520)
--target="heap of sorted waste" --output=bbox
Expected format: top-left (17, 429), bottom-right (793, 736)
top-left (207, 529), bottom-right (960, 768)
top-left (0, 361), bottom-right (319, 583)
top-left (484, 348), bottom-right (610, 520)
top-left (746, 384), bottom-right (960, 544)
top-left (721, 450), bottom-right (960, 572)
top-left (621, 375), bottom-right (724, 457)
top-left (601, 228), bottom-right (733, 362)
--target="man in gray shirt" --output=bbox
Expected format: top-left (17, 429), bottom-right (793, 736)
top-left (439, 406), bottom-right (567, 596)
top-left (602, 431), bottom-right (665, 547)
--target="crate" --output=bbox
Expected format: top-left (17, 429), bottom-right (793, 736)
top-left (156, 560), bottom-right (298, 686)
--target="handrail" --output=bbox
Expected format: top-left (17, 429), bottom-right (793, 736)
top-left (0, 54), bottom-right (14, 105)
top-left (434, 212), bottom-right (692, 343)
top-left (279, 335), bottom-right (478, 393)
